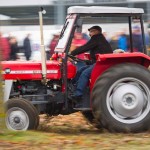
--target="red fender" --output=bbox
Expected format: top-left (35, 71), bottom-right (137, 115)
top-left (90, 52), bottom-right (150, 91)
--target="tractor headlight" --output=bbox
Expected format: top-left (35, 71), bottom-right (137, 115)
top-left (5, 68), bottom-right (11, 74)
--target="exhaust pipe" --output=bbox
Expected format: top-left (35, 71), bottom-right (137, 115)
top-left (39, 7), bottom-right (47, 83)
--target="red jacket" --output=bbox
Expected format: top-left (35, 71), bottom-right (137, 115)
top-left (49, 39), bottom-right (58, 56)
top-left (71, 38), bottom-right (87, 59)
top-left (0, 37), bottom-right (10, 60)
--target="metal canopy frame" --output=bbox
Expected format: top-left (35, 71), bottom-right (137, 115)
top-left (68, 6), bottom-right (144, 15)
top-left (62, 6), bottom-right (146, 110)
top-left (67, 6), bottom-right (146, 54)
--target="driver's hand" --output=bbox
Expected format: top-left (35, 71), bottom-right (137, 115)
top-left (84, 60), bottom-right (92, 65)
top-left (68, 57), bottom-right (73, 61)
top-left (68, 51), bottom-right (72, 55)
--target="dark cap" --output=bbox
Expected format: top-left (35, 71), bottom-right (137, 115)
top-left (88, 26), bottom-right (102, 32)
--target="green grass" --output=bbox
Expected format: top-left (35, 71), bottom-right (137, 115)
top-left (1, 113), bottom-right (150, 150)
top-left (1, 128), bottom-right (150, 150)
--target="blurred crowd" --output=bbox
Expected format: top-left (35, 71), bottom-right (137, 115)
top-left (109, 26), bottom-right (149, 53)
top-left (44, 24), bottom-right (150, 61)
top-left (0, 32), bottom-right (32, 61)
top-left (1, 24), bottom-right (150, 61)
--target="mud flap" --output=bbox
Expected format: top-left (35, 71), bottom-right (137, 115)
top-left (82, 87), bottom-right (91, 108)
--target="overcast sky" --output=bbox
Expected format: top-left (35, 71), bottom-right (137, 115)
top-left (0, 0), bottom-right (147, 7)
top-left (0, 0), bottom-right (53, 6)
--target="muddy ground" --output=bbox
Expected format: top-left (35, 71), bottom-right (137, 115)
top-left (0, 112), bottom-right (150, 150)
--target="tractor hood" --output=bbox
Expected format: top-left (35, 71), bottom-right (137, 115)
top-left (2, 61), bottom-right (76, 80)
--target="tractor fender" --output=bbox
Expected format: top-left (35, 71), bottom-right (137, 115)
top-left (90, 52), bottom-right (150, 91)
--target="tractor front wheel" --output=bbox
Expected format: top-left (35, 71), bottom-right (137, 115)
top-left (5, 98), bottom-right (39, 131)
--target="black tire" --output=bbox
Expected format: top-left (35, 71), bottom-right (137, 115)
top-left (82, 111), bottom-right (102, 129)
top-left (22, 99), bottom-right (39, 129)
top-left (5, 98), bottom-right (39, 131)
top-left (92, 63), bottom-right (150, 133)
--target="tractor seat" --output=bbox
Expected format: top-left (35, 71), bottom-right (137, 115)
top-left (113, 49), bottom-right (125, 53)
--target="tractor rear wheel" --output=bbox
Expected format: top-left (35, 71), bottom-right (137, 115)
top-left (5, 98), bottom-right (39, 131)
top-left (92, 63), bottom-right (150, 132)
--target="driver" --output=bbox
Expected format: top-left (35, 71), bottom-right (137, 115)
top-left (69, 25), bottom-right (113, 110)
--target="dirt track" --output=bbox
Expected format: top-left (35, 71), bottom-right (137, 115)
top-left (1, 112), bottom-right (150, 150)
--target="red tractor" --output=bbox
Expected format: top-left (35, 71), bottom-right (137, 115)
top-left (3, 6), bottom-right (150, 132)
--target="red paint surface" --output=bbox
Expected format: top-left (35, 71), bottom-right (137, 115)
top-left (90, 52), bottom-right (150, 91)
top-left (2, 60), bottom-right (76, 80)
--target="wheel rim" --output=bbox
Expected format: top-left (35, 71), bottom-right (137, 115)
top-left (6, 107), bottom-right (29, 130)
top-left (106, 77), bottom-right (150, 124)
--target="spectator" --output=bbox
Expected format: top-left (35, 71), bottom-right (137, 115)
top-left (147, 20), bottom-right (150, 32)
top-left (49, 33), bottom-right (59, 59)
top-left (82, 29), bottom-right (90, 41)
top-left (9, 36), bottom-right (19, 60)
top-left (23, 34), bottom-right (32, 60)
top-left (0, 32), bottom-right (10, 61)
top-left (132, 26), bottom-right (143, 52)
top-left (109, 33), bottom-right (119, 50)
top-left (82, 33), bottom-right (90, 41)
top-left (70, 32), bottom-right (87, 69)
top-left (145, 32), bottom-right (150, 55)
top-left (118, 30), bottom-right (128, 51)
top-left (102, 30), bottom-right (110, 42)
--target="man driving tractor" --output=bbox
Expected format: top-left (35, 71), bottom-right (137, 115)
top-left (69, 25), bottom-right (113, 110)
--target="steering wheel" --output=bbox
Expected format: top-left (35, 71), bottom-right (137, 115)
top-left (67, 54), bottom-right (85, 62)
top-left (67, 54), bottom-right (92, 65)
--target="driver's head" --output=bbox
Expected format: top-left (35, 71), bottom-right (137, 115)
top-left (88, 26), bottom-right (102, 37)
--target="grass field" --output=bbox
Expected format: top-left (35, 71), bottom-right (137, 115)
top-left (1, 112), bottom-right (150, 150)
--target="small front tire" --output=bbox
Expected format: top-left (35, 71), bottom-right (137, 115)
top-left (5, 98), bottom-right (39, 131)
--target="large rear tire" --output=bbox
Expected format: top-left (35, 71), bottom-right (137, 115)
top-left (92, 63), bottom-right (150, 133)
top-left (5, 98), bottom-right (39, 131)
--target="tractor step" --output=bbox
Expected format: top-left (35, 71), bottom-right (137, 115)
top-left (73, 107), bottom-right (91, 111)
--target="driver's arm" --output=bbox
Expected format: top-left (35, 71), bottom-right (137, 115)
top-left (70, 36), bottom-right (97, 56)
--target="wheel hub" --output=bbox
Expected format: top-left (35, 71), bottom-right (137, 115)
top-left (14, 117), bottom-right (20, 124)
top-left (122, 94), bottom-right (136, 108)
top-left (6, 108), bottom-right (29, 130)
top-left (111, 84), bottom-right (145, 117)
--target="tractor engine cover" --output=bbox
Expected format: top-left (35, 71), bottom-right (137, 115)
top-left (2, 60), bottom-right (76, 80)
